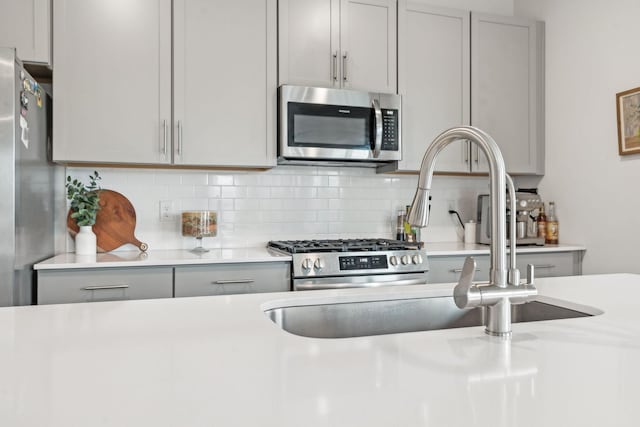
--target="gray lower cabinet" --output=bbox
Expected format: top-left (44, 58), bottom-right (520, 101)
top-left (37, 267), bottom-right (173, 305)
top-left (426, 251), bottom-right (583, 284)
top-left (517, 252), bottom-right (583, 278)
top-left (174, 262), bottom-right (291, 297)
top-left (427, 255), bottom-right (491, 284)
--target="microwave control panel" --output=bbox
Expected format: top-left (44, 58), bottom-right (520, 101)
top-left (381, 109), bottom-right (399, 151)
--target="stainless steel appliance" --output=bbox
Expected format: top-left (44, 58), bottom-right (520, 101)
top-left (477, 192), bottom-right (545, 246)
top-left (267, 239), bottom-right (428, 291)
top-left (0, 48), bottom-right (60, 306)
top-left (278, 85), bottom-right (401, 167)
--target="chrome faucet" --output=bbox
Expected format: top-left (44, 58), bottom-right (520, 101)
top-left (407, 126), bottom-right (537, 337)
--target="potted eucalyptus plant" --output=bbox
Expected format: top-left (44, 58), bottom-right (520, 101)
top-left (66, 171), bottom-right (101, 254)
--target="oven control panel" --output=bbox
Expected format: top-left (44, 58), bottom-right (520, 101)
top-left (339, 255), bottom-right (388, 271)
top-left (291, 250), bottom-right (428, 277)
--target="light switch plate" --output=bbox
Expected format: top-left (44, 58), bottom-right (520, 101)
top-left (159, 200), bottom-right (174, 222)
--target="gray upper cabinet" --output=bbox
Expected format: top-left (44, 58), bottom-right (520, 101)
top-left (396, 3), bottom-right (544, 175)
top-left (397, 3), bottom-right (470, 172)
top-left (279, 0), bottom-right (397, 94)
top-left (53, 0), bottom-right (277, 168)
top-left (471, 13), bottom-right (545, 175)
top-left (173, 0), bottom-right (277, 168)
top-left (53, 0), bottom-right (172, 165)
top-left (0, 0), bottom-right (51, 66)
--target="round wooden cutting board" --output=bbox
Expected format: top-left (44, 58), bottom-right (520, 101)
top-left (67, 189), bottom-right (148, 252)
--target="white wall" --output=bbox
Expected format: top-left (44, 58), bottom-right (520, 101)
top-left (514, 0), bottom-right (640, 273)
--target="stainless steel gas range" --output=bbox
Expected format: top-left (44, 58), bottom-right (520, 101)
top-left (267, 239), bottom-right (429, 291)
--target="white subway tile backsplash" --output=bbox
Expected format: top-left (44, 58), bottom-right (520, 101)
top-left (317, 187), bottom-right (340, 198)
top-left (194, 185), bottom-right (221, 198)
top-left (221, 186), bottom-right (247, 199)
top-left (208, 174), bottom-right (234, 186)
top-left (180, 172), bottom-right (209, 186)
top-left (66, 165), bottom-right (489, 250)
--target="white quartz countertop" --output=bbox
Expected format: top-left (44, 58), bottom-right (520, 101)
top-left (1, 273), bottom-right (639, 426)
top-left (34, 243), bottom-right (584, 270)
top-left (424, 241), bottom-right (585, 256)
top-left (33, 247), bottom-right (292, 270)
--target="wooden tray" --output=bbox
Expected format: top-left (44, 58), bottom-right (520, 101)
top-left (67, 189), bottom-right (148, 252)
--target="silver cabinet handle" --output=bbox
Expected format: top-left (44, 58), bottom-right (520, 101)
top-left (162, 119), bottom-right (168, 155)
top-left (82, 284), bottom-right (129, 291)
top-left (533, 264), bottom-right (555, 269)
top-left (212, 279), bottom-right (255, 285)
top-left (342, 52), bottom-right (348, 82)
top-left (332, 52), bottom-right (338, 82)
top-left (474, 144), bottom-right (480, 164)
top-left (464, 140), bottom-right (469, 163)
top-left (450, 268), bottom-right (481, 273)
top-left (371, 98), bottom-right (382, 158)
top-left (177, 120), bottom-right (183, 156)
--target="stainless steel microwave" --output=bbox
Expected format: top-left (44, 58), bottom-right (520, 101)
top-left (278, 85), bottom-right (402, 166)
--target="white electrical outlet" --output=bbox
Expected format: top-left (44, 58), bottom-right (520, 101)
top-left (159, 200), bottom-right (173, 222)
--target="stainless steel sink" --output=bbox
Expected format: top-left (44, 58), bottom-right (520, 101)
top-left (264, 295), bottom-right (602, 339)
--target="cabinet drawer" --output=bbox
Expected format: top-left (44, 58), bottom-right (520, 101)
top-left (427, 255), bottom-right (490, 284)
top-left (37, 267), bottom-right (173, 305)
top-left (517, 252), bottom-right (581, 278)
top-left (175, 262), bottom-right (291, 297)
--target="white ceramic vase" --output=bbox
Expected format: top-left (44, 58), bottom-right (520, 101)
top-left (75, 225), bottom-right (97, 255)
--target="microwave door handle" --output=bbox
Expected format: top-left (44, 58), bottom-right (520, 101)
top-left (372, 98), bottom-right (383, 158)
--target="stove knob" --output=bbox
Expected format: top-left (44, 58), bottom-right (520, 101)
top-left (314, 258), bottom-right (325, 271)
top-left (401, 255), bottom-right (410, 265)
top-left (412, 254), bottom-right (423, 265)
top-left (301, 258), bottom-right (313, 271)
top-left (389, 256), bottom-right (398, 266)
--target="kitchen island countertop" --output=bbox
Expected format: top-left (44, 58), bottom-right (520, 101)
top-left (0, 273), bottom-right (638, 426)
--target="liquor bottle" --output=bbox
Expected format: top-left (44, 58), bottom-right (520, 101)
top-left (537, 204), bottom-right (547, 241)
top-left (546, 201), bottom-right (559, 244)
top-left (404, 205), bottom-right (417, 242)
top-left (396, 210), bottom-right (405, 241)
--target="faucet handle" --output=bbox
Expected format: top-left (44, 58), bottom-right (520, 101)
top-left (453, 256), bottom-right (482, 309)
top-left (526, 264), bottom-right (535, 285)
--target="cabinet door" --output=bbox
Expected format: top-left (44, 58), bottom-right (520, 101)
top-left (278, 0), bottom-right (339, 88)
top-left (340, 0), bottom-right (397, 93)
top-left (397, 3), bottom-right (469, 172)
top-left (517, 251), bottom-right (583, 278)
top-left (53, 0), bottom-right (172, 164)
top-left (471, 13), bottom-right (544, 175)
top-left (173, 0), bottom-right (277, 167)
top-left (37, 267), bottom-right (173, 305)
top-left (0, 0), bottom-right (51, 65)
top-left (426, 255), bottom-right (490, 284)
top-left (174, 262), bottom-right (291, 297)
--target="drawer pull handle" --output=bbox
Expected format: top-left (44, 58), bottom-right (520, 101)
top-left (450, 268), bottom-right (480, 273)
top-left (533, 264), bottom-right (555, 269)
top-left (213, 279), bottom-right (255, 285)
top-left (83, 284), bottom-right (129, 290)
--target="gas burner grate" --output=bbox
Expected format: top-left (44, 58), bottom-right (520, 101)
top-left (267, 239), bottom-right (423, 254)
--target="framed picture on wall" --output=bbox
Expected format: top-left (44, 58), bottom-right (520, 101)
top-left (616, 86), bottom-right (640, 156)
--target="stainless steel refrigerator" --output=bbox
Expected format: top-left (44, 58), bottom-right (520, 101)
top-left (0, 47), bottom-right (60, 306)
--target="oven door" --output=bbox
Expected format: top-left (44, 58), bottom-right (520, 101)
top-left (293, 272), bottom-right (427, 291)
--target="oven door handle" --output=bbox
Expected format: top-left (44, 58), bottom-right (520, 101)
top-left (294, 277), bottom-right (426, 291)
top-left (371, 98), bottom-right (383, 158)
